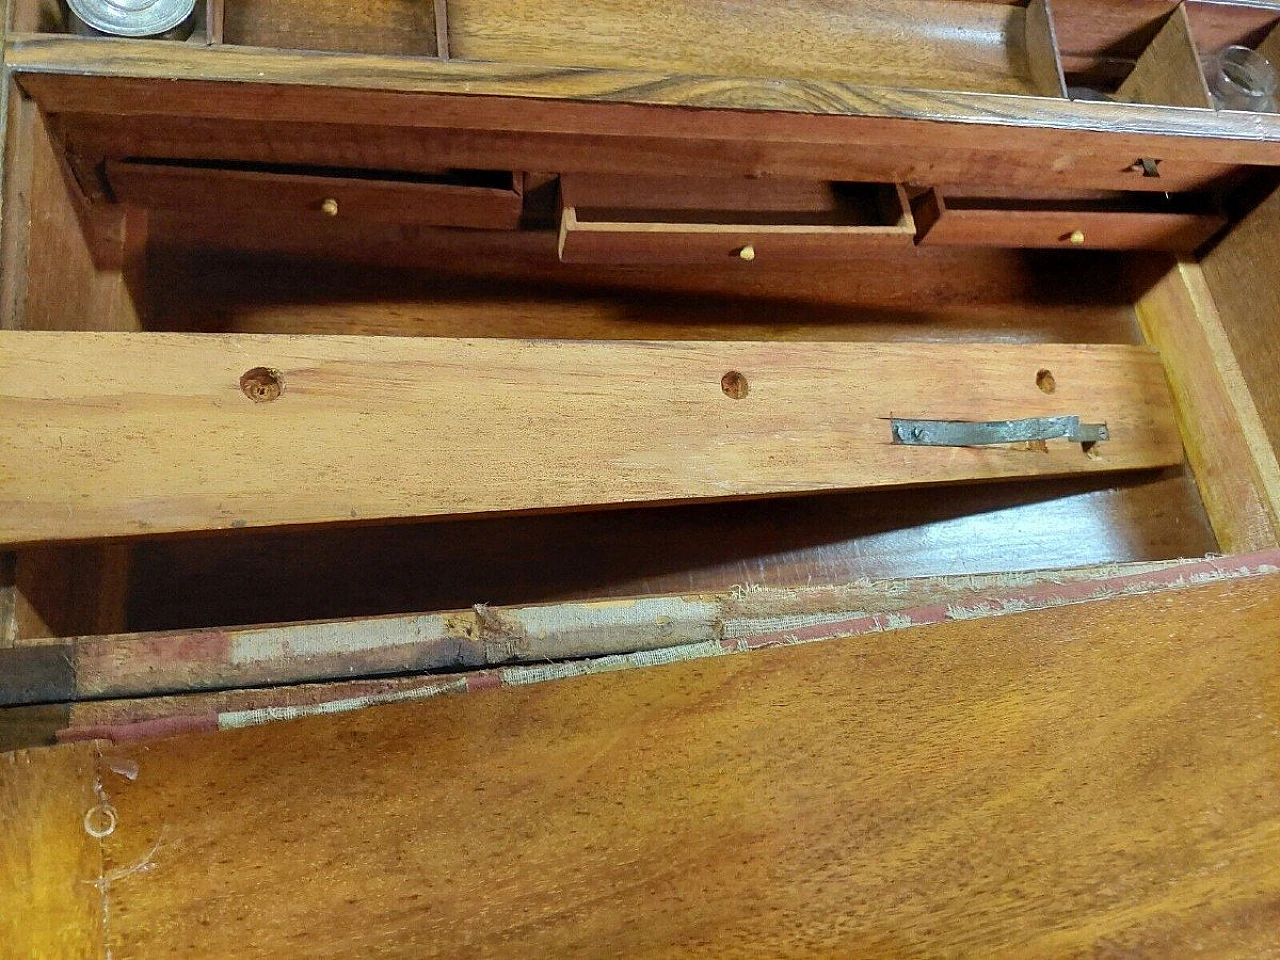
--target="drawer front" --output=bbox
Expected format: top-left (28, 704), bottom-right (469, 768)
top-left (913, 189), bottom-right (1226, 252)
top-left (107, 162), bottom-right (523, 230)
top-left (559, 216), bottom-right (916, 264)
top-left (559, 180), bottom-right (915, 264)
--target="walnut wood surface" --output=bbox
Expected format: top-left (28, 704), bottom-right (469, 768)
top-left (4, 571), bottom-right (1279, 956)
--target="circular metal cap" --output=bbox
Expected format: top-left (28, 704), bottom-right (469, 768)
top-left (67, 0), bottom-right (197, 38)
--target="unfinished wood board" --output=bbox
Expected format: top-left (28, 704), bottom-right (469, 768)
top-left (6, 571), bottom-right (1280, 957)
top-left (1115, 5), bottom-right (1213, 108)
top-left (221, 0), bottom-right (436, 55)
top-left (0, 334), bottom-right (1182, 544)
top-left (448, 0), bottom-right (1048, 95)
top-left (1136, 260), bottom-right (1280, 552)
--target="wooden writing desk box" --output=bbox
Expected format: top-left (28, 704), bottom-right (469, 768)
top-left (3, 0), bottom-right (1280, 954)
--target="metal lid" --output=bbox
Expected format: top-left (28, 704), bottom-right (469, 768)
top-left (67, 0), bottom-right (197, 37)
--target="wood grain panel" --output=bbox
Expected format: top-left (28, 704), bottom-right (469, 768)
top-left (449, 0), bottom-right (1042, 95)
top-left (9, 38), bottom-right (1276, 170)
top-left (7, 571), bottom-right (1280, 956)
top-left (559, 183), bottom-right (915, 264)
top-left (0, 743), bottom-right (102, 958)
top-left (0, 334), bottom-right (1182, 544)
top-left (1115, 5), bottom-right (1213, 108)
top-left (53, 108), bottom-right (1238, 195)
top-left (1201, 181), bottom-right (1280, 454)
top-left (914, 193), bottom-right (1225, 251)
top-left (1136, 260), bottom-right (1280, 552)
top-left (107, 161), bottom-right (523, 229)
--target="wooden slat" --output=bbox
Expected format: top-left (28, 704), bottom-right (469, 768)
top-left (6, 571), bottom-right (1280, 956)
top-left (1024, 0), bottom-right (1069, 98)
top-left (0, 334), bottom-right (1182, 544)
top-left (1115, 4), bottom-right (1213, 108)
top-left (1136, 260), bottom-right (1280, 551)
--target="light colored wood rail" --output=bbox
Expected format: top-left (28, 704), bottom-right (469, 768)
top-left (4, 569), bottom-right (1279, 956)
top-left (0, 333), bottom-right (1181, 544)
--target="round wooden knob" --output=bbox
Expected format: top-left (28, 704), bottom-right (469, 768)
top-left (320, 198), bottom-right (340, 217)
top-left (1067, 230), bottom-right (1086, 245)
top-left (737, 244), bottom-right (756, 262)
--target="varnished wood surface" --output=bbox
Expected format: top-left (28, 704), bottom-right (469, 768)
top-left (52, 107), bottom-right (1238, 195)
top-left (1136, 260), bottom-right (1280, 552)
top-left (0, 555), bottom-right (1229, 708)
top-left (1115, 5), bottom-right (1213, 108)
top-left (915, 194), bottom-right (1225, 250)
top-left (0, 334), bottom-right (1181, 544)
top-left (1024, 0), bottom-right (1069, 97)
top-left (1202, 180), bottom-right (1280, 455)
top-left (11, 37), bottom-right (1280, 169)
top-left (6, 571), bottom-right (1280, 957)
top-left (107, 160), bottom-right (523, 229)
top-left (449, 0), bottom-right (1045, 95)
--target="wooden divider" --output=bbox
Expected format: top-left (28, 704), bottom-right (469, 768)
top-left (1116, 4), bottom-right (1213, 108)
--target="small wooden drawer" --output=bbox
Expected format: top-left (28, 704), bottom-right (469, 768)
top-left (912, 188), bottom-right (1226, 252)
top-left (106, 161), bottom-right (524, 230)
top-left (558, 175), bottom-right (915, 264)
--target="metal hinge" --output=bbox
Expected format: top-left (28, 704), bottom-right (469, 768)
top-left (891, 416), bottom-right (1110, 447)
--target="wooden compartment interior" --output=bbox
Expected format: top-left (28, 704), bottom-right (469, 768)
top-left (220, 0), bottom-right (437, 55)
top-left (0, 97), bottom-right (1236, 637)
top-left (15, 0), bottom-right (223, 43)
top-left (447, 0), bottom-right (1066, 97)
top-left (15, 211), bottom-right (1212, 633)
top-left (1058, 0), bottom-right (1280, 109)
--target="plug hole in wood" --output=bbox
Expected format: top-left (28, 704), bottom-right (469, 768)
top-left (721, 371), bottom-right (749, 399)
top-left (1036, 369), bottom-right (1056, 394)
top-left (241, 367), bottom-right (283, 403)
